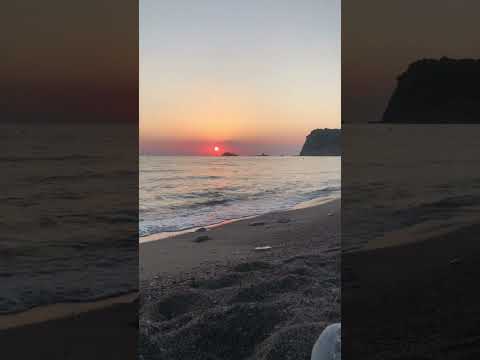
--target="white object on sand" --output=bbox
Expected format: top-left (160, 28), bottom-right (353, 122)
top-left (311, 323), bottom-right (341, 360)
top-left (254, 246), bottom-right (272, 251)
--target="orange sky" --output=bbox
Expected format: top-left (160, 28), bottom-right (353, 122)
top-left (140, 0), bottom-right (340, 155)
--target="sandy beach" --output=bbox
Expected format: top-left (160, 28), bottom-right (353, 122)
top-left (343, 221), bottom-right (480, 359)
top-left (0, 295), bottom-right (138, 359)
top-left (0, 292), bottom-right (138, 331)
top-left (140, 198), bottom-right (340, 360)
top-left (341, 124), bottom-right (480, 358)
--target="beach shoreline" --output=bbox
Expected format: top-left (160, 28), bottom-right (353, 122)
top-left (140, 195), bottom-right (340, 243)
top-left (140, 197), bottom-right (340, 280)
top-left (343, 221), bottom-right (480, 359)
top-left (1, 294), bottom-right (138, 359)
top-left (2, 199), bottom-right (340, 359)
top-left (1, 198), bottom-right (339, 330)
top-left (140, 198), bottom-right (341, 359)
top-left (0, 292), bottom-right (138, 331)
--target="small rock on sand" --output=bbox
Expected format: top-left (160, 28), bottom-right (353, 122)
top-left (277, 218), bottom-right (290, 224)
top-left (250, 221), bottom-right (266, 226)
top-left (195, 227), bottom-right (207, 232)
top-left (194, 235), bottom-right (210, 243)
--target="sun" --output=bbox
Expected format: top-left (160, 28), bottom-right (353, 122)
top-left (214, 146), bottom-right (220, 152)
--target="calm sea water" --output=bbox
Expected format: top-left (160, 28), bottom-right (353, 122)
top-left (343, 124), bottom-right (480, 250)
top-left (1, 124), bottom-right (137, 314)
top-left (140, 156), bottom-right (341, 238)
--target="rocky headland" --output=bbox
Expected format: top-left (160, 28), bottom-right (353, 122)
top-left (383, 57), bottom-right (480, 123)
top-left (300, 129), bottom-right (341, 156)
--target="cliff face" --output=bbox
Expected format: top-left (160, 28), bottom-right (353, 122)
top-left (383, 58), bottom-right (480, 123)
top-left (300, 129), bottom-right (341, 156)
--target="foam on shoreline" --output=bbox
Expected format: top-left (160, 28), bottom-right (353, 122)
top-left (140, 195), bottom-right (340, 243)
top-left (139, 198), bottom-right (341, 359)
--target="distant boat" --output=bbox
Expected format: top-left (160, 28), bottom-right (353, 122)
top-left (221, 152), bottom-right (238, 156)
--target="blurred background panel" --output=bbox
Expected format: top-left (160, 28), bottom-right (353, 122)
top-left (342, 1), bottom-right (480, 359)
top-left (0, 1), bottom-right (138, 359)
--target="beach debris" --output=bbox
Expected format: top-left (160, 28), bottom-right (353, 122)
top-left (450, 258), bottom-right (462, 265)
top-left (194, 235), bottom-right (210, 243)
top-left (277, 218), bottom-right (291, 224)
top-left (327, 213), bottom-right (333, 216)
top-left (249, 221), bottom-right (266, 226)
top-left (254, 246), bottom-right (272, 251)
top-left (195, 227), bottom-right (207, 232)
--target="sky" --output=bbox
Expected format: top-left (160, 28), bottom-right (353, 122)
top-left (342, 0), bottom-right (480, 123)
top-left (2, 0), bottom-right (138, 123)
top-left (140, 0), bottom-right (340, 155)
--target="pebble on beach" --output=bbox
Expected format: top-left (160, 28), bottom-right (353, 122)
top-left (194, 235), bottom-right (210, 243)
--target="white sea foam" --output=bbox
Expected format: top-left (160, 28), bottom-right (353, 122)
top-left (140, 156), bottom-right (341, 238)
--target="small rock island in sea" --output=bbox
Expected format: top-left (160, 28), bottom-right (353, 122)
top-left (222, 152), bottom-right (238, 156)
top-left (383, 57), bottom-right (480, 123)
top-left (300, 128), bottom-right (341, 156)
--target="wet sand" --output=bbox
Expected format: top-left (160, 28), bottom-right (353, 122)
top-left (140, 199), bottom-right (340, 360)
top-left (0, 199), bottom-right (339, 360)
top-left (0, 292), bottom-right (138, 330)
top-left (0, 295), bottom-right (138, 359)
top-left (343, 222), bottom-right (480, 359)
top-left (342, 124), bottom-right (480, 359)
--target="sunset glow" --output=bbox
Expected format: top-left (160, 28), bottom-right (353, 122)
top-left (140, 0), bottom-right (340, 155)
top-left (214, 146), bottom-right (220, 152)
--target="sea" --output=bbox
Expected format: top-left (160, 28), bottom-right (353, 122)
top-left (140, 156), bottom-right (341, 240)
top-left (342, 124), bottom-right (480, 250)
top-left (1, 123), bottom-right (138, 314)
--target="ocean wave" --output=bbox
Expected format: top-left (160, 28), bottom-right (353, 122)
top-left (141, 169), bottom-right (183, 173)
top-left (27, 170), bottom-right (137, 183)
top-left (305, 186), bottom-right (341, 197)
top-left (159, 175), bottom-right (224, 182)
top-left (187, 175), bottom-right (223, 180)
top-left (0, 154), bottom-right (98, 163)
top-left (140, 156), bottom-right (341, 238)
top-left (169, 197), bottom-right (233, 210)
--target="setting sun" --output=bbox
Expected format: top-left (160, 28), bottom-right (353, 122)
top-left (214, 146), bottom-right (220, 152)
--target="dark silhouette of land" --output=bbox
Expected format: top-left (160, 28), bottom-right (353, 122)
top-left (383, 58), bottom-right (480, 123)
top-left (221, 152), bottom-right (238, 157)
top-left (300, 129), bottom-right (341, 156)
